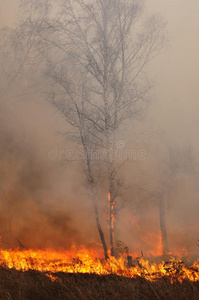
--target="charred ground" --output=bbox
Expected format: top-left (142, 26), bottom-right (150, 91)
top-left (0, 267), bottom-right (199, 300)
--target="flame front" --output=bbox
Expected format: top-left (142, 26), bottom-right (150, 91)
top-left (0, 246), bottom-right (199, 283)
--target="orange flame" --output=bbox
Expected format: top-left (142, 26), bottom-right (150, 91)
top-left (108, 193), bottom-right (116, 225)
top-left (0, 245), bottom-right (198, 282)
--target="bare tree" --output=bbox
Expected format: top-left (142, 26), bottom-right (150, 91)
top-left (46, 65), bottom-right (109, 258)
top-left (0, 0), bottom-right (52, 106)
top-left (133, 144), bottom-right (196, 256)
top-left (159, 145), bottom-right (196, 254)
top-left (0, 27), bottom-right (34, 102)
top-left (21, 0), bottom-right (165, 257)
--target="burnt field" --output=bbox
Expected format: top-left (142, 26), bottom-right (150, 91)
top-left (0, 267), bottom-right (199, 300)
top-left (1, 1), bottom-right (199, 299)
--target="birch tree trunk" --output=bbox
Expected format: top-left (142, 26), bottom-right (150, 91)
top-left (159, 196), bottom-right (169, 254)
top-left (92, 191), bottom-right (108, 259)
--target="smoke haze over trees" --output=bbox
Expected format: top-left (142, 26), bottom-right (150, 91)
top-left (0, 0), bottom-right (199, 258)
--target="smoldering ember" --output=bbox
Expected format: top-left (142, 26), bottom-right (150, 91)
top-left (0, 1), bottom-right (199, 299)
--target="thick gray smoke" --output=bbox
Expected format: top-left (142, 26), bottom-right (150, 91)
top-left (0, 0), bottom-right (198, 257)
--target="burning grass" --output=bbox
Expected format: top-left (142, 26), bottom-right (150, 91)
top-left (0, 245), bottom-right (199, 299)
top-left (0, 246), bottom-right (199, 283)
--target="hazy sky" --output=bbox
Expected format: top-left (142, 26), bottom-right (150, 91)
top-left (0, 0), bottom-right (19, 26)
top-left (148, 0), bottom-right (199, 146)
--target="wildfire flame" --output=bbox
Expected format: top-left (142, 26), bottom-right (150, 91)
top-left (0, 245), bottom-right (198, 283)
